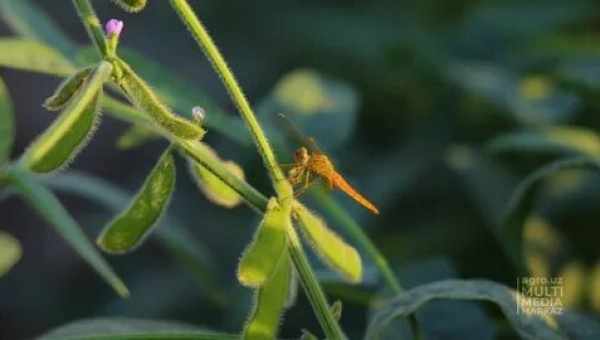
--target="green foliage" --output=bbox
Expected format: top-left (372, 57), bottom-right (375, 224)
top-left (9, 0), bottom-right (600, 339)
top-left (46, 171), bottom-right (224, 303)
top-left (488, 126), bottom-right (600, 158)
top-left (293, 203), bottom-right (362, 283)
top-left (20, 61), bottom-right (110, 173)
top-left (0, 230), bottom-right (21, 277)
top-left (0, 77), bottom-right (14, 164)
top-left (115, 59), bottom-right (206, 140)
top-left (116, 125), bottom-right (159, 150)
top-left (0, 39), bottom-right (74, 76)
top-left (97, 148), bottom-right (176, 254)
top-left (0, 0), bottom-right (76, 56)
top-left (188, 144), bottom-right (245, 208)
top-left (44, 66), bottom-right (94, 111)
top-left (238, 199), bottom-right (290, 288)
top-left (7, 168), bottom-right (129, 297)
top-left (38, 318), bottom-right (238, 340)
top-left (503, 157), bottom-right (600, 274)
top-left (366, 280), bottom-right (566, 340)
top-left (244, 255), bottom-right (292, 340)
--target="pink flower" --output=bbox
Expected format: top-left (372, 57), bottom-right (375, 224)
top-left (105, 19), bottom-right (124, 38)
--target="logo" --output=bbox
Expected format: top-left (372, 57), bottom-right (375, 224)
top-left (516, 277), bottom-right (564, 316)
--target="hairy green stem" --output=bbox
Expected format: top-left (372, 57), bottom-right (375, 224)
top-left (168, 0), bottom-right (290, 198)
top-left (71, 0), bottom-right (107, 56)
top-left (287, 226), bottom-right (347, 340)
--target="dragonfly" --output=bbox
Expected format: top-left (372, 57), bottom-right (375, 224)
top-left (278, 114), bottom-right (380, 215)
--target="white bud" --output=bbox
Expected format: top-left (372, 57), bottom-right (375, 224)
top-left (192, 106), bottom-right (205, 123)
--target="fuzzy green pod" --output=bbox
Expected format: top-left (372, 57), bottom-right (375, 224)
top-left (116, 59), bottom-right (205, 140)
top-left (20, 61), bottom-right (111, 173)
top-left (243, 254), bottom-right (291, 340)
top-left (97, 147), bottom-right (176, 254)
top-left (111, 0), bottom-right (148, 12)
top-left (238, 198), bottom-right (290, 288)
top-left (188, 144), bottom-right (245, 208)
top-left (44, 66), bottom-right (94, 111)
top-left (293, 203), bottom-right (362, 283)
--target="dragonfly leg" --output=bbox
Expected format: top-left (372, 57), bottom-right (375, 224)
top-left (294, 172), bottom-right (314, 197)
top-left (326, 176), bottom-right (335, 189)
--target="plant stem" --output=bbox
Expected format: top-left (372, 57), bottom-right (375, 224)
top-left (168, 0), bottom-right (290, 198)
top-left (287, 225), bottom-right (347, 340)
top-left (72, 0), bottom-right (107, 57)
top-left (104, 96), bottom-right (344, 339)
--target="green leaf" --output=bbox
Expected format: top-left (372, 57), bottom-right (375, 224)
top-left (273, 69), bottom-right (336, 114)
top-left (244, 254), bottom-right (292, 340)
top-left (38, 317), bottom-right (239, 340)
top-left (366, 279), bottom-right (566, 340)
top-left (116, 125), bottom-right (159, 150)
top-left (293, 202), bottom-right (362, 283)
top-left (7, 168), bottom-right (128, 297)
top-left (110, 0), bottom-right (148, 13)
top-left (238, 198), bottom-right (290, 288)
top-left (188, 144), bottom-right (245, 208)
top-left (0, 39), bottom-right (75, 76)
top-left (330, 300), bottom-right (343, 321)
top-left (503, 157), bottom-right (600, 274)
top-left (0, 76), bottom-right (15, 164)
top-left (0, 0), bottom-right (76, 56)
top-left (44, 66), bottom-right (94, 111)
top-left (116, 59), bottom-right (205, 140)
top-left (44, 171), bottom-right (224, 304)
top-left (97, 148), bottom-right (176, 254)
top-left (487, 126), bottom-right (600, 158)
top-left (20, 62), bottom-right (110, 173)
top-left (262, 69), bottom-right (359, 151)
top-left (0, 230), bottom-right (21, 277)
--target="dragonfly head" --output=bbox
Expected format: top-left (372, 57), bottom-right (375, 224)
top-left (294, 147), bottom-right (310, 165)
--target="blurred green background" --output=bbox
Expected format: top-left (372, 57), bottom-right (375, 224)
top-left (2, 0), bottom-right (600, 339)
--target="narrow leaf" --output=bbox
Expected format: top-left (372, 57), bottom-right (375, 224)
top-left (244, 254), bottom-right (292, 340)
top-left (45, 171), bottom-right (224, 303)
top-left (20, 61), bottom-right (111, 173)
top-left (487, 126), bottom-right (600, 158)
top-left (116, 59), bottom-right (205, 140)
top-left (238, 198), bottom-right (290, 288)
top-left (7, 168), bottom-right (129, 297)
top-left (188, 144), bottom-right (245, 208)
top-left (0, 230), bottom-right (21, 277)
top-left (0, 76), bottom-right (15, 164)
top-left (293, 202), bottom-right (362, 283)
top-left (116, 125), bottom-right (159, 150)
top-left (111, 0), bottom-right (148, 13)
top-left (0, 0), bottom-right (76, 56)
top-left (38, 317), bottom-right (239, 340)
top-left (0, 39), bottom-right (75, 76)
top-left (44, 66), bottom-right (94, 111)
top-left (366, 279), bottom-right (566, 340)
top-left (97, 148), bottom-right (176, 254)
top-left (503, 157), bottom-right (600, 272)
top-left (330, 300), bottom-right (343, 321)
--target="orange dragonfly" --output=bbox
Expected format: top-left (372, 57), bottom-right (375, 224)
top-left (278, 114), bottom-right (380, 215)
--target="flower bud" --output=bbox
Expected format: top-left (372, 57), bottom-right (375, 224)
top-left (105, 19), bottom-right (124, 38)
